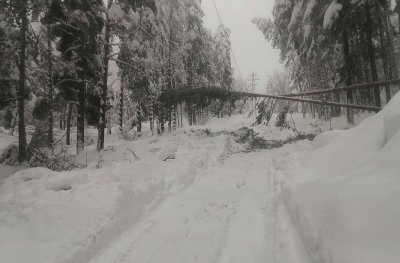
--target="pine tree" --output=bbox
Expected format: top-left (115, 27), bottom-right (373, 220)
top-left (47, 0), bottom-right (104, 154)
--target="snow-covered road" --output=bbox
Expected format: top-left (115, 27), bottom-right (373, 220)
top-left (89, 150), bottom-right (307, 263)
top-left (4, 107), bottom-right (399, 263)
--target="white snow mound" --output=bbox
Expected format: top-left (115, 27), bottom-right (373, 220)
top-left (283, 92), bottom-right (400, 263)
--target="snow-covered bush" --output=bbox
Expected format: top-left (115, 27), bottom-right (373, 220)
top-left (27, 146), bottom-right (83, 171)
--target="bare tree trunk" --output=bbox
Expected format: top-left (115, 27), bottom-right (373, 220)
top-left (343, 29), bottom-right (355, 124)
top-left (375, 0), bottom-right (392, 103)
top-left (167, 108), bottom-right (172, 132)
top-left (172, 105), bottom-right (177, 131)
top-left (107, 108), bottom-right (112, 134)
top-left (17, 0), bottom-right (28, 162)
top-left (365, 1), bottom-right (381, 107)
top-left (98, 0), bottom-right (113, 150)
top-left (193, 106), bottom-right (197, 125)
top-left (383, 4), bottom-right (398, 79)
top-left (188, 104), bottom-right (193, 126)
top-left (137, 100), bottom-right (142, 134)
top-left (160, 107), bottom-right (165, 133)
top-left (66, 103), bottom-right (73, 145)
top-left (176, 104), bottom-right (180, 128)
top-left (383, 2), bottom-right (398, 100)
top-left (119, 85), bottom-right (124, 132)
top-left (150, 100), bottom-right (155, 136)
top-left (46, 6), bottom-right (54, 145)
top-left (180, 103), bottom-right (183, 127)
top-left (77, 76), bottom-right (85, 154)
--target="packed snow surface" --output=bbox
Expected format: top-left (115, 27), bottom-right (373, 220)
top-left (0, 99), bottom-right (399, 263)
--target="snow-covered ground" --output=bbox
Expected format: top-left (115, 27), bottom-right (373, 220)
top-left (280, 95), bottom-right (400, 263)
top-left (0, 102), bottom-right (399, 263)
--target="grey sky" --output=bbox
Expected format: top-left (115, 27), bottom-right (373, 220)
top-left (202, 0), bottom-right (282, 93)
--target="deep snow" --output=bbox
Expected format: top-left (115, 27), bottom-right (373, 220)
top-left (0, 101), bottom-right (399, 263)
top-left (280, 94), bottom-right (400, 263)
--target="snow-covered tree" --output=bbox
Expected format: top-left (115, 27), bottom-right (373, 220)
top-left (47, 0), bottom-right (104, 154)
top-left (254, 0), bottom-right (400, 123)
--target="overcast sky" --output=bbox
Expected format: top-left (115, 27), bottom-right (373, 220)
top-left (202, 0), bottom-right (282, 93)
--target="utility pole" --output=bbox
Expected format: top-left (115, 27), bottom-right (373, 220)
top-left (249, 72), bottom-right (259, 115)
top-left (249, 72), bottom-right (259, 93)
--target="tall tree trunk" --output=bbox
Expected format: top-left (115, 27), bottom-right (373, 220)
top-left (365, 0), bottom-right (381, 107)
top-left (168, 108), bottom-right (172, 132)
top-left (188, 104), bottom-right (193, 126)
top-left (176, 104), bottom-right (180, 128)
top-left (107, 107), bottom-right (112, 134)
top-left (66, 102), bottom-right (73, 146)
top-left (343, 29), bottom-right (355, 124)
top-left (172, 105), bottom-right (177, 131)
top-left (77, 76), bottom-right (85, 154)
top-left (395, 0), bottom-right (400, 53)
top-left (137, 100), bottom-right (142, 133)
top-left (98, 0), bottom-right (113, 150)
top-left (150, 100), bottom-right (154, 136)
top-left (17, 0), bottom-right (28, 162)
top-left (192, 106), bottom-right (197, 125)
top-left (376, 0), bottom-right (392, 102)
top-left (160, 107), bottom-right (165, 133)
top-left (383, 3), bottom-right (398, 80)
top-left (180, 103), bottom-right (183, 127)
top-left (63, 104), bottom-right (68, 130)
top-left (383, 2), bottom-right (398, 101)
top-left (119, 84), bottom-right (124, 132)
top-left (46, 21), bottom-right (54, 145)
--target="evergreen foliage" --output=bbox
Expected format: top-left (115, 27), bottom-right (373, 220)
top-left (0, 0), bottom-right (235, 162)
top-left (254, 0), bottom-right (400, 115)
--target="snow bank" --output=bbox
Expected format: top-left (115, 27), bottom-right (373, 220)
top-left (0, 131), bottom-right (230, 263)
top-left (282, 92), bottom-right (400, 263)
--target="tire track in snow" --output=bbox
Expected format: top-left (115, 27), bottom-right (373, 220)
top-left (88, 143), bottom-right (310, 263)
top-left (270, 154), bottom-right (310, 263)
top-left (211, 215), bottom-right (233, 263)
top-left (64, 134), bottom-right (231, 263)
top-left (215, 156), bottom-right (272, 263)
top-left (89, 159), bottom-right (240, 263)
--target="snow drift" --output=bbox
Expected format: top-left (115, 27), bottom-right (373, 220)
top-left (282, 92), bottom-right (400, 263)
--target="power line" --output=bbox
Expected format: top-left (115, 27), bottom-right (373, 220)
top-left (211, 0), bottom-right (244, 80)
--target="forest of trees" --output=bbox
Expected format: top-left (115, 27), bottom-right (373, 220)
top-left (3, 0), bottom-right (400, 166)
top-left (254, 0), bottom-right (400, 123)
top-left (0, 0), bottom-right (234, 163)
